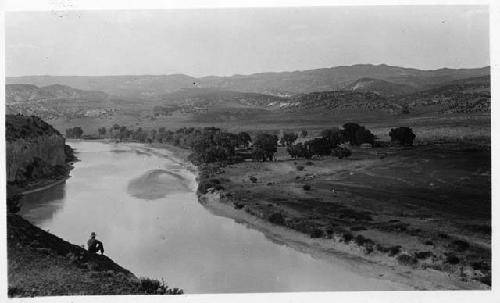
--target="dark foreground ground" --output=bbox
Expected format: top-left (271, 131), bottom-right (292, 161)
top-left (7, 214), bottom-right (183, 296)
top-left (202, 142), bottom-right (491, 288)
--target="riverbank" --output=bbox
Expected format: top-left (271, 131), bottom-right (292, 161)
top-left (7, 143), bottom-right (184, 297)
top-left (194, 143), bottom-right (490, 290)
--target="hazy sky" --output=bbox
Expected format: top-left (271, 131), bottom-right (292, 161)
top-left (5, 6), bottom-right (489, 77)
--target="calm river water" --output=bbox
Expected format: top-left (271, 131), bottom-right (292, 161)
top-left (19, 141), bottom-right (405, 293)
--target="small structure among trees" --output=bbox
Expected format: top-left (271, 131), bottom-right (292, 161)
top-left (389, 127), bottom-right (416, 146)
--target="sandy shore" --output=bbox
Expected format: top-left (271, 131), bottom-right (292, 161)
top-left (199, 191), bottom-right (487, 290)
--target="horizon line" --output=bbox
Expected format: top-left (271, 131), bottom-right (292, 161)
top-left (5, 63), bottom-right (491, 79)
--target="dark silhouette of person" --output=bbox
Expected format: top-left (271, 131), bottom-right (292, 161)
top-left (87, 232), bottom-right (104, 254)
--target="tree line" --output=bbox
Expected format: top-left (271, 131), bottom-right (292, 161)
top-left (65, 123), bottom-right (416, 164)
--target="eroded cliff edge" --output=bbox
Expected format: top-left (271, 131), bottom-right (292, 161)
top-left (6, 114), bottom-right (75, 195)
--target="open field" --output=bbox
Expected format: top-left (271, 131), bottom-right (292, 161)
top-left (202, 143), bottom-right (491, 288)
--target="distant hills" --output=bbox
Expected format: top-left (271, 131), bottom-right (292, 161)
top-left (6, 64), bottom-right (490, 99)
top-left (6, 84), bottom-right (107, 103)
top-left (5, 84), bottom-right (114, 120)
top-left (395, 76), bottom-right (491, 114)
top-left (5, 64), bottom-right (490, 123)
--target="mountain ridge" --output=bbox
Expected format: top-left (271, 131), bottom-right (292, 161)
top-left (7, 64), bottom-right (490, 99)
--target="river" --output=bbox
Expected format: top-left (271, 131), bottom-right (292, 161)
top-left (19, 141), bottom-right (406, 293)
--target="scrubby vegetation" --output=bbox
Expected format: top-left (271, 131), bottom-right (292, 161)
top-left (6, 115), bottom-right (61, 142)
top-left (389, 127), bottom-right (416, 146)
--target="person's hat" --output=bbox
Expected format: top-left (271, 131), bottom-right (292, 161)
top-left (91, 232), bottom-right (96, 237)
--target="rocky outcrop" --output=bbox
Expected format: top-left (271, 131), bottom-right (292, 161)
top-left (6, 115), bottom-right (72, 186)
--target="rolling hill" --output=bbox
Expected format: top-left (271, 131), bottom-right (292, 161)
top-left (343, 78), bottom-right (416, 96)
top-left (393, 76), bottom-right (491, 114)
top-left (6, 64), bottom-right (490, 99)
top-left (6, 84), bottom-right (107, 104)
top-left (5, 84), bottom-right (114, 120)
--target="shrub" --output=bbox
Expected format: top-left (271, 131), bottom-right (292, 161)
top-left (479, 275), bottom-right (491, 286)
top-left (365, 245), bottom-right (374, 254)
top-left (472, 261), bottom-right (489, 271)
top-left (310, 228), bottom-right (324, 238)
top-left (268, 213), bottom-right (285, 225)
top-left (396, 254), bottom-right (418, 266)
top-left (354, 235), bottom-right (368, 246)
top-left (389, 245), bottom-right (401, 257)
top-left (332, 147), bottom-right (352, 159)
top-left (209, 178), bottom-right (221, 185)
top-left (197, 179), bottom-right (215, 194)
top-left (213, 184), bottom-right (225, 191)
top-left (302, 184), bottom-right (311, 191)
top-left (350, 226), bottom-right (367, 231)
top-left (342, 233), bottom-right (354, 243)
top-left (138, 278), bottom-right (183, 295)
top-left (451, 240), bottom-right (470, 252)
top-left (7, 194), bottom-right (21, 214)
top-left (249, 176), bottom-right (258, 183)
top-left (424, 240), bottom-right (434, 246)
top-left (414, 251), bottom-right (433, 259)
top-left (445, 253), bottom-right (460, 265)
top-left (389, 127), bottom-right (416, 146)
top-left (233, 202), bottom-right (245, 209)
top-left (296, 165), bottom-right (305, 171)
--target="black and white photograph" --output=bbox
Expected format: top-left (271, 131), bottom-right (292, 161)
top-left (1, 0), bottom-right (497, 300)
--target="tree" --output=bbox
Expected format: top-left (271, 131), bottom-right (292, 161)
top-left (341, 123), bottom-right (362, 145)
top-left (300, 129), bottom-right (308, 138)
top-left (237, 132), bottom-right (252, 148)
top-left (305, 137), bottom-right (331, 157)
top-left (280, 132), bottom-right (298, 147)
top-left (65, 126), bottom-right (83, 139)
top-left (287, 142), bottom-right (311, 159)
top-left (98, 127), bottom-right (107, 137)
top-left (341, 123), bottom-right (375, 145)
top-left (354, 127), bottom-right (375, 145)
top-left (389, 127), bottom-right (416, 146)
top-left (253, 133), bottom-right (278, 161)
top-left (320, 127), bottom-right (343, 147)
top-left (332, 147), bottom-right (352, 159)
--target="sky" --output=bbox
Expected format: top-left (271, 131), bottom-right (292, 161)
top-left (5, 6), bottom-right (490, 77)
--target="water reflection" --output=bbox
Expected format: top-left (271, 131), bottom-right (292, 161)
top-left (19, 182), bottom-right (66, 226)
